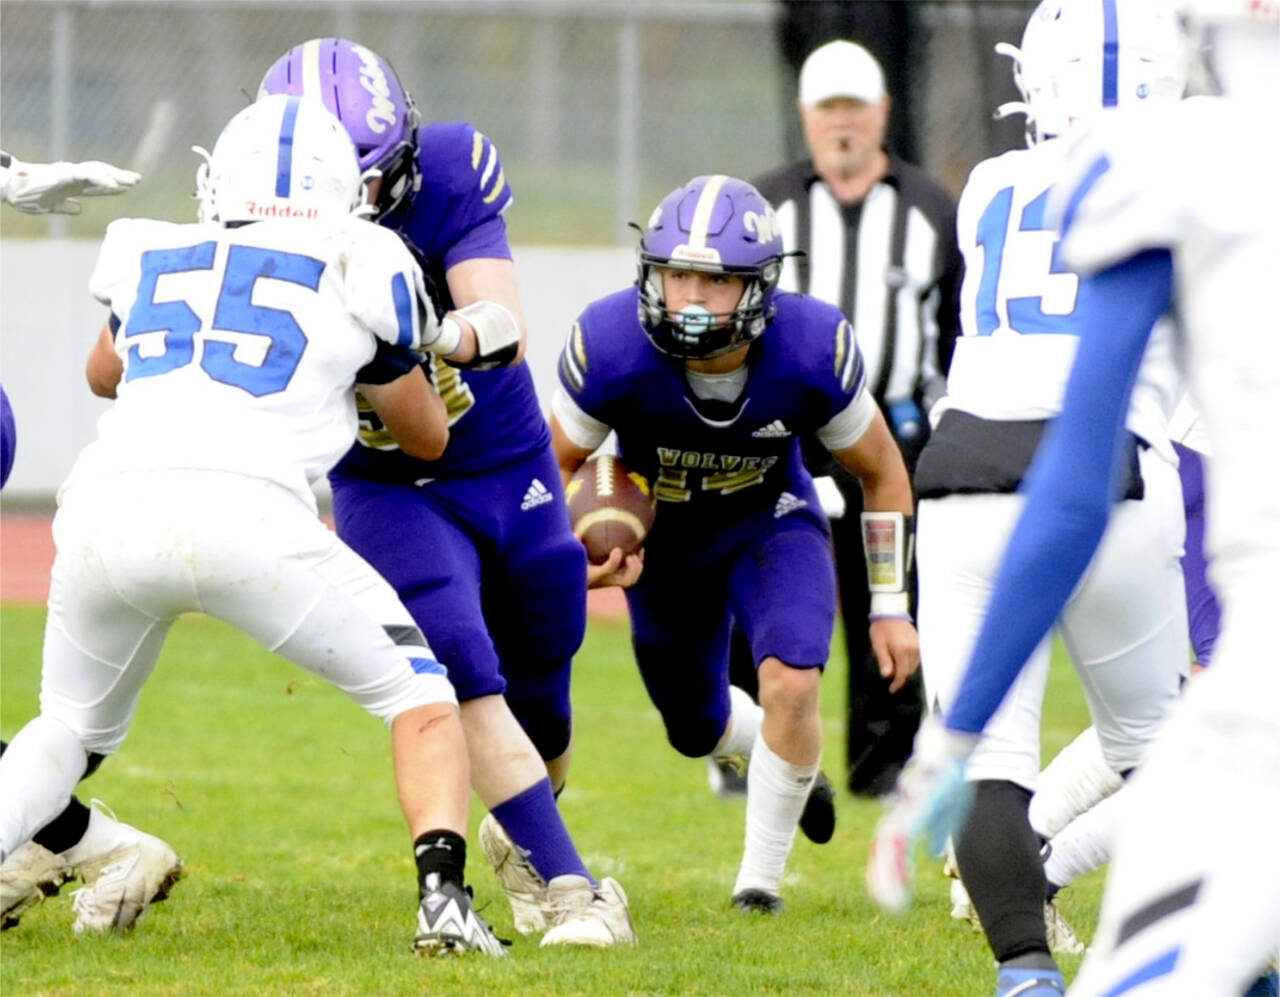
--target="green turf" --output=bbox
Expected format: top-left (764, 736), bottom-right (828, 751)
top-left (0, 604), bottom-right (1103, 995)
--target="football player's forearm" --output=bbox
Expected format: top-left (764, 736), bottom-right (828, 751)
top-left (85, 323), bottom-right (123, 398)
top-left (549, 417), bottom-right (591, 487)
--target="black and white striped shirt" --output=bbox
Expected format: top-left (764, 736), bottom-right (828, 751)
top-left (753, 155), bottom-right (962, 427)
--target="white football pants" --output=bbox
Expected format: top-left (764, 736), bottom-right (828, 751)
top-left (0, 470), bottom-right (456, 856)
top-left (1069, 565), bottom-right (1280, 996)
top-left (917, 447), bottom-right (1187, 789)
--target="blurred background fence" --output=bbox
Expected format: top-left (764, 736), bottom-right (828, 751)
top-left (2, 0), bottom-right (1037, 245)
top-left (1, 0), bottom-right (1039, 499)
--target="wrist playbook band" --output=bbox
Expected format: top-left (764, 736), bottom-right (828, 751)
top-left (861, 511), bottom-right (915, 619)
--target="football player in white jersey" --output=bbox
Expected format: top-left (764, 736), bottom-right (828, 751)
top-left (0, 95), bottom-right (506, 956)
top-left (869, 0), bottom-right (1280, 993)
top-left (2, 151), bottom-right (185, 937)
top-left (890, 2), bottom-right (1190, 993)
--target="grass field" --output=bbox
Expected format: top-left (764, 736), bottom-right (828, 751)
top-left (0, 604), bottom-right (1104, 996)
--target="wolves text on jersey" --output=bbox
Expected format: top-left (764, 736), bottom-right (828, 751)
top-left (653, 447), bottom-right (778, 502)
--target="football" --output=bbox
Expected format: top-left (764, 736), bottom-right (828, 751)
top-left (565, 455), bottom-right (657, 565)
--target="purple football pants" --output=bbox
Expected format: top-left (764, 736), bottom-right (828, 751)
top-left (626, 506), bottom-right (835, 758)
top-left (331, 445), bottom-right (587, 760)
top-left (1174, 441), bottom-right (1221, 667)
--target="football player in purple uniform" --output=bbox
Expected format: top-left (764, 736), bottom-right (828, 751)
top-left (550, 174), bottom-right (919, 913)
top-left (258, 39), bottom-right (634, 947)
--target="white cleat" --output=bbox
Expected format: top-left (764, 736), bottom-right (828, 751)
top-left (539, 875), bottom-right (637, 948)
top-left (1, 841), bottom-right (75, 930)
top-left (1043, 899), bottom-right (1085, 956)
top-left (948, 875), bottom-right (1084, 957)
top-left (707, 755), bottom-right (748, 798)
top-left (949, 876), bottom-right (981, 929)
top-left (478, 812), bottom-right (548, 935)
top-left (66, 805), bottom-right (183, 934)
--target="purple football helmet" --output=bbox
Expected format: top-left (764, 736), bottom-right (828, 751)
top-left (637, 174), bottom-right (784, 360)
top-left (258, 38), bottom-right (421, 219)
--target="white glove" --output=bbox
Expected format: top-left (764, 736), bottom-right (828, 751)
top-left (1, 154), bottom-right (140, 214)
top-left (865, 716), bottom-right (977, 914)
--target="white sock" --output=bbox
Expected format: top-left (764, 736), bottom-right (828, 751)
top-left (1044, 786), bottom-right (1124, 891)
top-left (1029, 725), bottom-right (1124, 839)
top-left (0, 715), bottom-right (88, 860)
top-left (714, 685), bottom-right (763, 760)
top-left (732, 732), bottom-right (817, 896)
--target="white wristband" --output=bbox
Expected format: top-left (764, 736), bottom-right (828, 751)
top-left (453, 299), bottom-right (521, 368)
top-left (426, 315), bottom-right (464, 357)
top-left (869, 592), bottom-right (911, 619)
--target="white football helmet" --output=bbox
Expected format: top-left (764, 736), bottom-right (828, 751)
top-left (194, 94), bottom-right (365, 225)
top-left (1179, 0), bottom-right (1280, 97)
top-left (995, 0), bottom-right (1188, 144)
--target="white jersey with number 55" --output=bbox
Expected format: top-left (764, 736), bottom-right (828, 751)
top-left (939, 137), bottom-right (1177, 461)
top-left (77, 215), bottom-right (426, 507)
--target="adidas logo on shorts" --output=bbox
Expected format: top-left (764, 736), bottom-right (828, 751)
top-left (521, 478), bottom-right (554, 511)
top-left (774, 491), bottom-right (807, 518)
top-left (752, 420), bottom-right (791, 438)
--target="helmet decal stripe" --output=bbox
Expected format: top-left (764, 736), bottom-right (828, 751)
top-left (300, 38), bottom-right (324, 102)
top-left (1101, 0), bottom-right (1119, 106)
top-left (686, 174), bottom-right (730, 249)
top-left (275, 96), bottom-right (301, 197)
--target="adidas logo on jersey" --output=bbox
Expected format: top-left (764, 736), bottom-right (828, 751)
top-left (774, 492), bottom-right (807, 518)
top-left (752, 420), bottom-right (791, 438)
top-left (521, 478), bottom-right (554, 511)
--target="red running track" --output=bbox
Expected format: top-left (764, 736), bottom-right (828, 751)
top-left (0, 513), bottom-right (627, 622)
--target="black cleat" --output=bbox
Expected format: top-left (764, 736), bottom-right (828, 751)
top-left (799, 770), bottom-right (836, 844)
top-left (732, 889), bottom-right (785, 914)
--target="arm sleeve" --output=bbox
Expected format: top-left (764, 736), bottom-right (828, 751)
top-left (551, 386), bottom-right (611, 451)
top-left (944, 249), bottom-right (1174, 735)
top-left (815, 389), bottom-right (878, 451)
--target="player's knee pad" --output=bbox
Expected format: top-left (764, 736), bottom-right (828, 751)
top-left (509, 706), bottom-right (572, 763)
top-left (665, 713), bottom-right (725, 759)
top-left (504, 666), bottom-right (573, 761)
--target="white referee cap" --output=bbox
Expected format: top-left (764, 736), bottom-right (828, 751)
top-left (799, 39), bottom-right (886, 106)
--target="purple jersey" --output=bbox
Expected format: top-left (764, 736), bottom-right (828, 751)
top-left (560, 287), bottom-right (867, 538)
top-left (335, 121), bottom-right (548, 482)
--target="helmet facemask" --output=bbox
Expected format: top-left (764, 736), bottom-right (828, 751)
top-left (636, 175), bottom-right (784, 361)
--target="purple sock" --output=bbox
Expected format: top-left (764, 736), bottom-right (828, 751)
top-left (490, 778), bottom-right (594, 885)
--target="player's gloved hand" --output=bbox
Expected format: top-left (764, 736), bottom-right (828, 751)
top-left (1, 155), bottom-right (140, 214)
top-left (389, 232), bottom-right (456, 357)
top-left (866, 715), bottom-right (977, 914)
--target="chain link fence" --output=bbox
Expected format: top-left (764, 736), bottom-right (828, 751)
top-left (2, 0), bottom-right (1035, 244)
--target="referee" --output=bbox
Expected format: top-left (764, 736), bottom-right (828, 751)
top-left (751, 39), bottom-right (963, 797)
